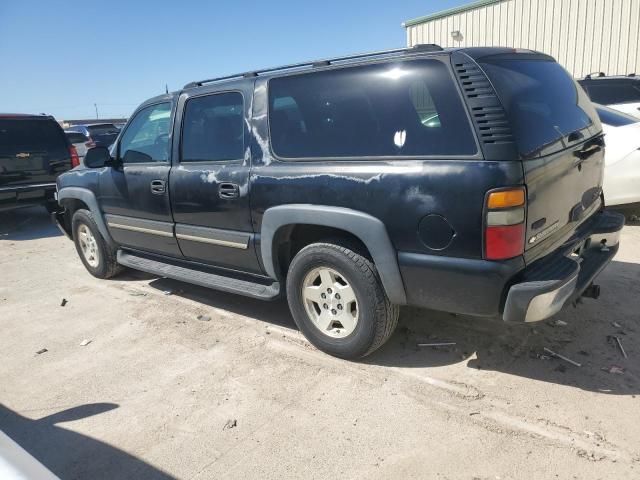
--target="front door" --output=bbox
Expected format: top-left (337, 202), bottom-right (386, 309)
top-left (169, 88), bottom-right (262, 274)
top-left (98, 101), bottom-right (182, 257)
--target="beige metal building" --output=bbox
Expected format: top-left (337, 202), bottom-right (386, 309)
top-left (403, 0), bottom-right (640, 77)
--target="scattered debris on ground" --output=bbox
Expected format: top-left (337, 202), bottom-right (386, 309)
top-left (128, 291), bottom-right (147, 297)
top-left (223, 419), bottom-right (237, 431)
top-left (608, 335), bottom-right (628, 359)
top-left (35, 348), bottom-right (48, 355)
top-left (602, 365), bottom-right (625, 375)
top-left (79, 339), bottom-right (92, 347)
top-left (163, 290), bottom-right (173, 296)
top-left (196, 314), bottom-right (211, 322)
top-left (543, 347), bottom-right (582, 367)
top-left (417, 342), bottom-right (456, 348)
top-left (60, 298), bottom-right (67, 307)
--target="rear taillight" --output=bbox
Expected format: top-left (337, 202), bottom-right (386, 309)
top-left (69, 145), bottom-right (80, 168)
top-left (484, 187), bottom-right (526, 260)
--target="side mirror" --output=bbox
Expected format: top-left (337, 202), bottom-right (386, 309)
top-left (84, 146), bottom-right (113, 168)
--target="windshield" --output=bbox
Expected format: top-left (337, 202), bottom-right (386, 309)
top-left (0, 119), bottom-right (67, 153)
top-left (480, 57), bottom-right (598, 157)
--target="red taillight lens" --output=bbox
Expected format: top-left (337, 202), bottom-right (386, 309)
top-left (484, 187), bottom-right (526, 260)
top-left (485, 224), bottom-right (525, 260)
top-left (69, 145), bottom-right (80, 168)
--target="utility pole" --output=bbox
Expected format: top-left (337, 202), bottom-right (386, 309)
top-left (94, 103), bottom-right (99, 119)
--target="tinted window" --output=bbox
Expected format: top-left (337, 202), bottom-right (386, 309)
top-left (595, 104), bottom-right (638, 127)
top-left (583, 82), bottom-right (640, 105)
top-left (87, 124), bottom-right (119, 135)
top-left (0, 119), bottom-right (66, 153)
top-left (119, 103), bottom-right (172, 163)
top-left (268, 60), bottom-right (477, 158)
top-left (480, 58), bottom-right (596, 157)
top-left (181, 92), bottom-right (244, 162)
top-left (66, 132), bottom-right (88, 143)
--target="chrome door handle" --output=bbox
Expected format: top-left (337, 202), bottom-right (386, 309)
top-left (219, 183), bottom-right (240, 199)
top-left (150, 180), bottom-right (166, 194)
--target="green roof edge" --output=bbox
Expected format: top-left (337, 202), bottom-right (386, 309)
top-left (402, 0), bottom-right (504, 27)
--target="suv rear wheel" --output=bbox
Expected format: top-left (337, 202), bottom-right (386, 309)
top-left (72, 209), bottom-right (123, 279)
top-left (286, 242), bottom-right (399, 359)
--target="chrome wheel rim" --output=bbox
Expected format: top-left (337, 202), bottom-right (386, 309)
top-left (77, 224), bottom-right (100, 268)
top-left (301, 266), bottom-right (358, 338)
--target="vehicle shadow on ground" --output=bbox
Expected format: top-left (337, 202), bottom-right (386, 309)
top-left (146, 260), bottom-right (639, 396)
top-left (366, 258), bottom-right (640, 396)
top-left (0, 403), bottom-right (175, 479)
top-left (0, 207), bottom-right (61, 241)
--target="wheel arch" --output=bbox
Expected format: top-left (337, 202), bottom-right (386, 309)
top-left (57, 187), bottom-right (114, 245)
top-left (260, 205), bottom-right (407, 305)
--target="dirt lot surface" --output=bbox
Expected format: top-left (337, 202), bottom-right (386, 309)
top-left (1, 207), bottom-right (639, 479)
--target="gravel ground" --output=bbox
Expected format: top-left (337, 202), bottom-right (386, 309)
top-left (1, 207), bottom-right (639, 479)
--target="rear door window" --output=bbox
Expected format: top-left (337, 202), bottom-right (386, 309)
top-left (181, 92), bottom-right (244, 162)
top-left (479, 56), bottom-right (598, 157)
top-left (268, 59), bottom-right (477, 159)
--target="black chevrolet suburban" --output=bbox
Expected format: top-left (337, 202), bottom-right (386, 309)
top-left (54, 46), bottom-right (624, 359)
top-left (1, 114), bottom-right (77, 212)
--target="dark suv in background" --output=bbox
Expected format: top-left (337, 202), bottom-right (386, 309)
top-left (65, 123), bottom-right (120, 148)
top-left (55, 46), bottom-right (624, 359)
top-left (578, 73), bottom-right (640, 118)
top-left (1, 114), bottom-right (77, 212)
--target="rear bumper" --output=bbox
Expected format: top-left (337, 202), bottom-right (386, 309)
top-left (502, 210), bottom-right (624, 322)
top-left (0, 183), bottom-right (57, 211)
top-left (398, 210), bottom-right (625, 320)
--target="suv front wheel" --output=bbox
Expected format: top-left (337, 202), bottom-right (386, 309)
top-left (286, 242), bottom-right (399, 359)
top-left (72, 209), bottom-right (123, 279)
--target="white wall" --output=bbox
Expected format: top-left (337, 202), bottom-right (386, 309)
top-left (405, 0), bottom-right (640, 77)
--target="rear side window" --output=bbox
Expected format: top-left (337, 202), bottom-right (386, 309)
top-left (268, 59), bottom-right (477, 159)
top-left (595, 105), bottom-right (638, 127)
top-left (480, 57), bottom-right (596, 157)
top-left (0, 119), bottom-right (66, 153)
top-left (181, 92), bottom-right (244, 162)
top-left (584, 82), bottom-right (640, 105)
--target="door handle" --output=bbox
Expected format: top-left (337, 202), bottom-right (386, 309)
top-left (150, 180), bottom-right (166, 195)
top-left (219, 183), bottom-right (240, 199)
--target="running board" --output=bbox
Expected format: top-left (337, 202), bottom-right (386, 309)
top-left (117, 251), bottom-right (280, 300)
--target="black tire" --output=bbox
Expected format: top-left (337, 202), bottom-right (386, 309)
top-left (286, 242), bottom-right (399, 359)
top-left (72, 209), bottom-right (123, 279)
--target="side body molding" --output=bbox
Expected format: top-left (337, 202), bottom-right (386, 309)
top-left (57, 187), bottom-right (114, 245)
top-left (260, 204), bottom-right (407, 304)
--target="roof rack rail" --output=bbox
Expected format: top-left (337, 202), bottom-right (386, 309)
top-left (628, 72), bottom-right (636, 77)
top-left (183, 44), bottom-right (443, 89)
top-left (584, 71), bottom-right (605, 79)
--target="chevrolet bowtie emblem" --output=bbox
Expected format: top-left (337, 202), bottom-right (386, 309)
top-left (16, 152), bottom-right (30, 158)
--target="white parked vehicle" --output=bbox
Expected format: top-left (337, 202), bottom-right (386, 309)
top-left (579, 74), bottom-right (640, 119)
top-left (64, 131), bottom-right (89, 166)
top-left (595, 104), bottom-right (640, 209)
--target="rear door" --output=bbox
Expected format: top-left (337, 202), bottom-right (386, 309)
top-left (169, 85), bottom-right (262, 274)
top-left (479, 54), bottom-right (604, 263)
